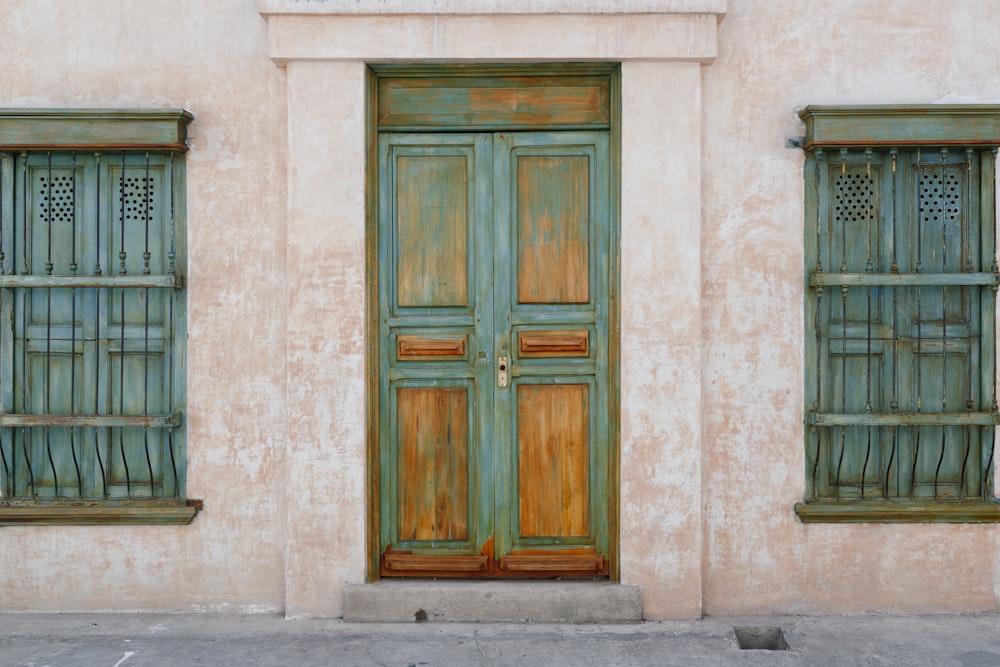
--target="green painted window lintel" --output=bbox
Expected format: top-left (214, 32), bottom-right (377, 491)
top-left (800, 105), bottom-right (1000, 149)
top-left (0, 500), bottom-right (202, 526)
top-left (795, 501), bottom-right (1000, 524)
top-left (0, 109), bottom-right (194, 151)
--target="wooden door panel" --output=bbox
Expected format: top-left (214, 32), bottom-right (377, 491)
top-left (499, 550), bottom-right (605, 574)
top-left (379, 130), bottom-right (611, 578)
top-left (395, 154), bottom-right (469, 308)
top-left (493, 132), bottom-right (611, 575)
top-left (396, 386), bottom-right (471, 542)
top-left (382, 551), bottom-right (488, 574)
top-left (379, 133), bottom-right (494, 572)
top-left (516, 383), bottom-right (590, 538)
top-left (376, 74), bottom-right (611, 129)
top-left (517, 329), bottom-right (589, 358)
top-left (515, 154), bottom-right (590, 304)
top-left (396, 334), bottom-right (467, 361)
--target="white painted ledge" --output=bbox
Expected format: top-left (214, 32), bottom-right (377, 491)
top-left (343, 581), bottom-right (643, 623)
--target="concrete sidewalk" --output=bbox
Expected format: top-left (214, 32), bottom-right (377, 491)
top-left (1, 612), bottom-right (999, 666)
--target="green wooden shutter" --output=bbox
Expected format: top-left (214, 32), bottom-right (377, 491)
top-left (1, 151), bottom-right (184, 503)
top-left (0, 109), bottom-right (196, 525)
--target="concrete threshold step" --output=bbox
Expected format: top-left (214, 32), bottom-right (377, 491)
top-left (343, 580), bottom-right (642, 623)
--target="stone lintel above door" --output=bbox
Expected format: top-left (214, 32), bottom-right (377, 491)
top-left (261, 12), bottom-right (722, 65)
top-left (259, 0), bottom-right (727, 17)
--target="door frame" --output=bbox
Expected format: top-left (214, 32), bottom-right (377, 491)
top-left (364, 63), bottom-right (622, 581)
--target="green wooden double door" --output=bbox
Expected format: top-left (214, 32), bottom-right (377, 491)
top-left (377, 130), bottom-right (613, 577)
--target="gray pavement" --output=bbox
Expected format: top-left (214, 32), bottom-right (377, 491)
top-left (1, 611), bottom-right (999, 666)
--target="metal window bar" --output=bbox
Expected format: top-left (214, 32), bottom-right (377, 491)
top-left (94, 151), bottom-right (106, 498)
top-left (935, 147), bottom-right (949, 499)
top-left (166, 152), bottom-right (178, 496)
top-left (0, 152), bottom-right (5, 498)
top-left (69, 151), bottom-right (82, 498)
top-left (986, 148), bottom-right (999, 497)
top-left (143, 151), bottom-right (155, 496)
top-left (836, 149), bottom-right (848, 500)
top-left (811, 148), bottom-right (825, 494)
top-left (889, 147), bottom-right (899, 499)
top-left (862, 148), bottom-right (874, 499)
top-left (962, 148), bottom-right (975, 500)
top-left (912, 149), bottom-right (925, 499)
top-left (19, 152), bottom-right (31, 498)
top-left (0, 150), bottom-right (181, 501)
top-left (118, 150), bottom-right (130, 496)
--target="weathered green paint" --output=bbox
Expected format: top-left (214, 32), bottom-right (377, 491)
top-left (395, 154), bottom-right (469, 307)
top-left (0, 414), bottom-right (180, 427)
top-left (378, 132), bottom-right (494, 568)
top-left (0, 274), bottom-right (180, 288)
top-left (795, 501), bottom-right (1000, 523)
top-left (378, 76), bottom-right (610, 130)
top-left (492, 132), bottom-right (611, 572)
top-left (367, 65), bottom-right (620, 578)
top-left (0, 499), bottom-right (200, 525)
top-left (515, 153), bottom-right (590, 303)
top-left (0, 109), bottom-right (192, 151)
top-left (365, 65), bottom-right (382, 582)
top-left (801, 105), bottom-right (1000, 148)
top-left (803, 135), bottom-right (999, 519)
top-left (606, 65), bottom-right (622, 582)
top-left (376, 130), bottom-right (612, 575)
top-left (810, 413), bottom-right (999, 426)
top-left (809, 272), bottom-right (999, 287)
top-left (0, 145), bottom-right (191, 518)
top-left (372, 64), bottom-right (615, 132)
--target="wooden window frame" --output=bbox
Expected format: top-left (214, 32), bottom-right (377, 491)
top-left (0, 110), bottom-right (199, 525)
top-left (798, 105), bottom-right (1000, 523)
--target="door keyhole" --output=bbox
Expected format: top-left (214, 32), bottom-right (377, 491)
top-left (497, 356), bottom-right (509, 388)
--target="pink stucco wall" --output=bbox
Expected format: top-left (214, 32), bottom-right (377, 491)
top-left (0, 0), bottom-right (289, 613)
top-left (1, 0), bottom-right (999, 619)
top-left (701, 0), bottom-right (1000, 615)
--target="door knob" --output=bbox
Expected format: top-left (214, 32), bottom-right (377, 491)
top-left (497, 356), bottom-right (509, 388)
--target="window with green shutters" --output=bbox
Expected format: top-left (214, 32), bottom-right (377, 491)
top-left (0, 110), bottom-right (199, 525)
top-left (798, 106), bottom-right (1000, 523)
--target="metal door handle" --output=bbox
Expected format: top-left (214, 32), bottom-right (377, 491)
top-left (497, 356), bottom-right (509, 388)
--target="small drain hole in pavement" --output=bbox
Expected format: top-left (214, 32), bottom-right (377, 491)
top-left (734, 626), bottom-right (788, 650)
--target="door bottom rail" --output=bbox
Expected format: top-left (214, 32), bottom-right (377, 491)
top-left (381, 545), bottom-right (608, 578)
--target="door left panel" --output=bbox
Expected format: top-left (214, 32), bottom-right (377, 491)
top-left (378, 133), bottom-right (494, 576)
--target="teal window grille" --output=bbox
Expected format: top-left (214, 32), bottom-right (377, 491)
top-left (798, 106), bottom-right (1000, 523)
top-left (0, 110), bottom-right (199, 525)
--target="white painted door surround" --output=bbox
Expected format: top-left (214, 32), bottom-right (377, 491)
top-left (261, 0), bottom-right (725, 619)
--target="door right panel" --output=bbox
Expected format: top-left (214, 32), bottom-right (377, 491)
top-left (493, 132), bottom-right (612, 576)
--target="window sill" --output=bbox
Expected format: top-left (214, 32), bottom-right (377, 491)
top-left (795, 501), bottom-right (1000, 523)
top-left (0, 499), bottom-right (202, 526)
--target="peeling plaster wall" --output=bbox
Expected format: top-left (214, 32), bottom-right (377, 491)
top-left (620, 61), bottom-right (704, 620)
top-left (282, 60), bottom-right (367, 617)
top-left (0, 0), bottom-right (289, 612)
top-left (3, 0), bottom-right (1000, 620)
top-left (701, 0), bottom-right (1000, 614)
